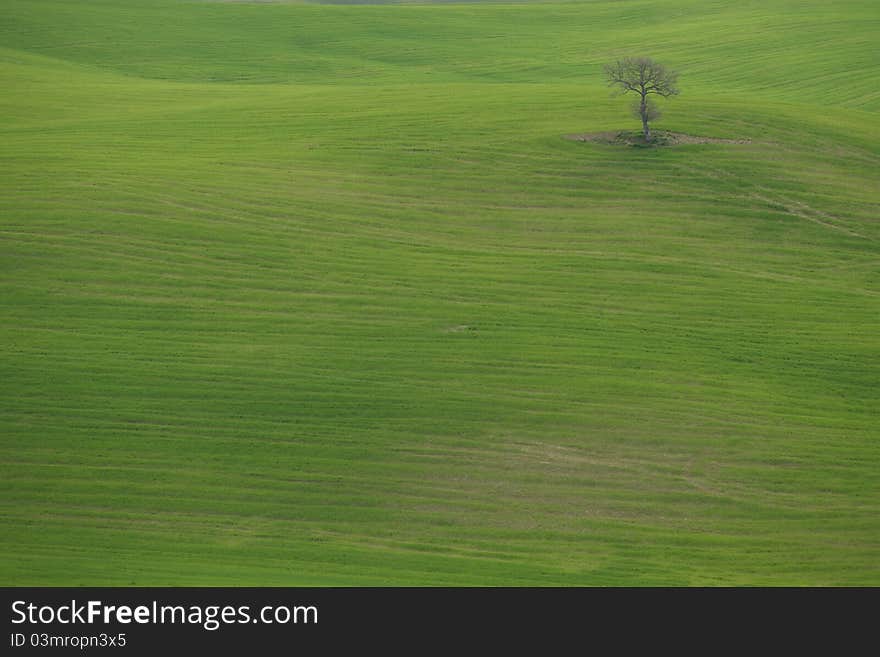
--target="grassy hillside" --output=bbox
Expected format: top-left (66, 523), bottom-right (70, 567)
top-left (1, 0), bottom-right (878, 585)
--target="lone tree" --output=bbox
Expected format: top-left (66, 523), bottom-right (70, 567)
top-left (604, 56), bottom-right (679, 142)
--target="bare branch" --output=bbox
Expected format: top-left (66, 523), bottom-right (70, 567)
top-left (606, 56), bottom-right (679, 97)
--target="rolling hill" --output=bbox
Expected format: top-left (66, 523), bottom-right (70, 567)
top-left (1, 0), bottom-right (878, 585)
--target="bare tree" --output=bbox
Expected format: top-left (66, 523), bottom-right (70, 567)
top-left (604, 57), bottom-right (679, 142)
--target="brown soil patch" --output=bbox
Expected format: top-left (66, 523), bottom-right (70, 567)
top-left (564, 130), bottom-right (752, 147)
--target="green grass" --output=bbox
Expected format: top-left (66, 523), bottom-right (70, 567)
top-left (1, 0), bottom-right (878, 585)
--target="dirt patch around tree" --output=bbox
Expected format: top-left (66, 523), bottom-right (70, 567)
top-left (564, 130), bottom-right (752, 147)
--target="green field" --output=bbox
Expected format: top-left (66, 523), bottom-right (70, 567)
top-left (1, 0), bottom-right (878, 585)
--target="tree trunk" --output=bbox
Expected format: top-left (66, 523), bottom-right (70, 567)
top-left (640, 94), bottom-right (650, 141)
